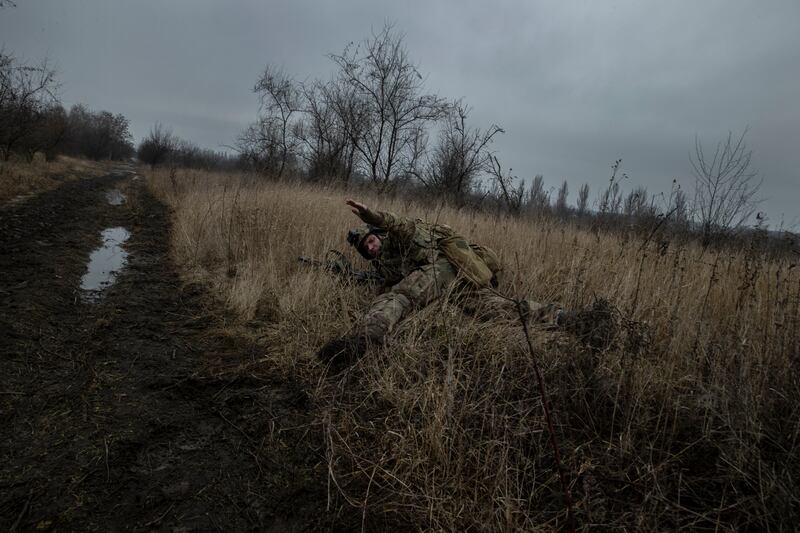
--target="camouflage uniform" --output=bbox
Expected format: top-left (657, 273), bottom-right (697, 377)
top-left (318, 209), bottom-right (558, 365)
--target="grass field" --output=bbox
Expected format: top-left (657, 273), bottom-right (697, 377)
top-left (0, 155), bottom-right (112, 205)
top-left (147, 166), bottom-right (799, 531)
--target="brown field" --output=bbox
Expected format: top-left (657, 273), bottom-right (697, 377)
top-left (146, 166), bottom-right (799, 531)
top-left (0, 155), bottom-right (112, 205)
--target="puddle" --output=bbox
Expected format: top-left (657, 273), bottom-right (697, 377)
top-left (105, 189), bottom-right (127, 205)
top-left (80, 227), bottom-right (130, 301)
top-left (8, 193), bottom-right (35, 206)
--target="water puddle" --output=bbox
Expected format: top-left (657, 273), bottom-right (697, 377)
top-left (8, 193), bottom-right (35, 206)
top-left (105, 189), bottom-right (127, 205)
top-left (80, 227), bottom-right (130, 301)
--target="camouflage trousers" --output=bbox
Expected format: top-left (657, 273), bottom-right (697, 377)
top-left (355, 258), bottom-right (558, 343)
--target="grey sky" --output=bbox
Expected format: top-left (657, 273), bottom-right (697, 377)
top-left (2, 0), bottom-right (798, 225)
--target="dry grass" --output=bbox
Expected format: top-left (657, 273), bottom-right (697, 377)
top-left (147, 167), bottom-right (800, 531)
top-left (0, 154), bottom-right (112, 205)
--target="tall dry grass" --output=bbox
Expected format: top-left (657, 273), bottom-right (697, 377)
top-left (0, 154), bottom-right (112, 205)
top-left (147, 167), bottom-right (799, 531)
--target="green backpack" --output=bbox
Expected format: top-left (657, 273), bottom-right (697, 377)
top-left (414, 221), bottom-right (501, 288)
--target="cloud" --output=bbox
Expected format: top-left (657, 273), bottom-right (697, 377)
top-left (1, 0), bottom-right (797, 223)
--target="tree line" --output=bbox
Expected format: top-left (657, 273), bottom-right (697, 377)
top-left (0, 49), bottom-right (135, 162)
top-left (222, 22), bottom-right (768, 246)
top-left (6, 19), bottom-right (773, 249)
top-left (136, 122), bottom-right (238, 171)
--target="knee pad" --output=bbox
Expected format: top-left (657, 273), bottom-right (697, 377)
top-left (360, 292), bottom-right (412, 339)
top-left (372, 291), bottom-right (411, 312)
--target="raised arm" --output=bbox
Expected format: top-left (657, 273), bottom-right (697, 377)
top-left (345, 199), bottom-right (416, 243)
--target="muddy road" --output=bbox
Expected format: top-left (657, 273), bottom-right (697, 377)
top-left (0, 168), bottom-right (344, 531)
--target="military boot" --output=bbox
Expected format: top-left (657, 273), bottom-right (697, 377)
top-left (556, 299), bottom-right (617, 351)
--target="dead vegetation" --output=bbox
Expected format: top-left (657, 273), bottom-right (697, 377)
top-left (146, 166), bottom-right (800, 531)
top-left (0, 154), bottom-right (111, 204)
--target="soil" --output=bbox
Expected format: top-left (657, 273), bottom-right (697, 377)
top-left (0, 167), bottom-right (351, 531)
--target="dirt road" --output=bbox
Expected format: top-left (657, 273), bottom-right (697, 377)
top-left (0, 167), bottom-right (342, 531)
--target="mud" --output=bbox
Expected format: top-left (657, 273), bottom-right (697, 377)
top-left (0, 168), bottom-right (352, 531)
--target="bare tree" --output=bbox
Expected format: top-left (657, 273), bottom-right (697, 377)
top-left (20, 103), bottom-right (67, 161)
top-left (667, 180), bottom-right (690, 228)
top-left (329, 23), bottom-right (448, 189)
top-left (314, 74), bottom-right (372, 181)
top-left (26, 103), bottom-right (133, 162)
top-left (576, 183), bottom-right (590, 216)
top-left (691, 128), bottom-right (762, 245)
top-left (106, 113), bottom-right (134, 160)
top-left (252, 66), bottom-right (301, 177)
top-left (554, 179), bottom-right (569, 216)
top-left (78, 111), bottom-right (133, 160)
top-left (526, 174), bottom-right (550, 215)
top-left (488, 155), bottom-right (526, 215)
top-left (235, 118), bottom-right (284, 175)
top-left (0, 51), bottom-right (59, 161)
top-left (169, 138), bottom-right (236, 170)
top-left (415, 101), bottom-right (503, 204)
top-left (623, 186), bottom-right (648, 217)
top-left (296, 79), bottom-right (357, 182)
top-left (600, 182), bottom-right (623, 214)
top-left (137, 123), bottom-right (176, 168)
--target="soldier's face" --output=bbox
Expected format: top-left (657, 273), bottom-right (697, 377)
top-left (362, 234), bottom-right (382, 258)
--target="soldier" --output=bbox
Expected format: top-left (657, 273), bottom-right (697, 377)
top-left (316, 199), bottom-right (569, 367)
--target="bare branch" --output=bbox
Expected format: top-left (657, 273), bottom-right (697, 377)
top-left (691, 128), bottom-right (762, 245)
top-left (418, 100), bottom-right (504, 204)
top-left (328, 23), bottom-right (448, 189)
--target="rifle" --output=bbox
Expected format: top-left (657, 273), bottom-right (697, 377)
top-left (298, 250), bottom-right (384, 286)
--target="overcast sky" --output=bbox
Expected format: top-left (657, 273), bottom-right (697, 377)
top-left (2, 0), bottom-right (798, 225)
